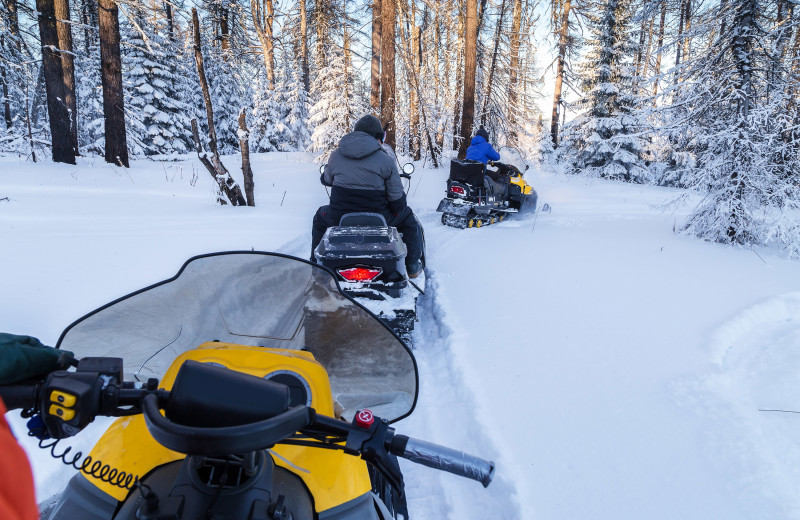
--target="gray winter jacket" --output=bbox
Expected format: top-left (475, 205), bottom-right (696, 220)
top-left (323, 131), bottom-right (407, 215)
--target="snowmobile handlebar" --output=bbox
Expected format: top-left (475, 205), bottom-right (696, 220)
top-left (1, 357), bottom-right (495, 487)
top-left (390, 435), bottom-right (495, 487)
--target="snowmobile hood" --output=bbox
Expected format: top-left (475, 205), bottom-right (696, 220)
top-left (338, 131), bottom-right (384, 160)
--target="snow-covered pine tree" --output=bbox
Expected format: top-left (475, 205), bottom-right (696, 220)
top-left (559, 0), bottom-right (650, 182)
top-left (666, 0), bottom-right (800, 254)
top-left (76, 39), bottom-right (104, 155)
top-left (250, 74), bottom-right (287, 152)
top-left (205, 47), bottom-right (244, 155)
top-left (0, 4), bottom-right (30, 154)
top-left (122, 9), bottom-right (193, 156)
top-left (283, 62), bottom-right (311, 151)
top-left (309, 49), bottom-right (363, 160)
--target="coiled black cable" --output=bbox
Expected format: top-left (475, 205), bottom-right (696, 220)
top-left (33, 435), bottom-right (139, 490)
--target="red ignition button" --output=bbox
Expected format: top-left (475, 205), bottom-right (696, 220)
top-left (356, 409), bottom-right (375, 429)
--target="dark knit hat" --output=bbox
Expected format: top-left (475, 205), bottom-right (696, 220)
top-left (476, 126), bottom-right (489, 141)
top-left (354, 114), bottom-right (385, 141)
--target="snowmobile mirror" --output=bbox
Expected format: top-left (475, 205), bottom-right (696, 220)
top-left (319, 165), bottom-right (325, 174)
top-left (402, 163), bottom-right (415, 175)
top-left (525, 164), bottom-right (529, 171)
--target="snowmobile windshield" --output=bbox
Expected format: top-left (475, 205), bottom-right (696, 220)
top-left (498, 147), bottom-right (528, 173)
top-left (56, 252), bottom-right (418, 423)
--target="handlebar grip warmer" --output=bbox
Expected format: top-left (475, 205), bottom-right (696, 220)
top-left (0, 385), bottom-right (38, 410)
top-left (390, 435), bottom-right (495, 487)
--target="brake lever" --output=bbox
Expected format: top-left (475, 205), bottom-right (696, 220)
top-left (345, 412), bottom-right (405, 495)
top-left (359, 419), bottom-right (404, 494)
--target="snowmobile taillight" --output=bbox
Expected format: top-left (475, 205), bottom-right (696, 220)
top-left (338, 266), bottom-right (383, 282)
top-left (355, 409), bottom-right (375, 429)
top-left (450, 185), bottom-right (466, 196)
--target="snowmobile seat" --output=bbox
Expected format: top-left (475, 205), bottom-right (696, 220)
top-left (339, 212), bottom-right (388, 227)
top-left (449, 159), bottom-right (486, 185)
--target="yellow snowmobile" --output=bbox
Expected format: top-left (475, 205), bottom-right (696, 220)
top-left (2, 252), bottom-right (493, 520)
top-left (437, 158), bottom-right (537, 229)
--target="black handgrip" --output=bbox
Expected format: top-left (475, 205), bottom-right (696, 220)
top-left (390, 435), bottom-right (495, 487)
top-left (0, 384), bottom-right (38, 410)
top-left (142, 394), bottom-right (314, 456)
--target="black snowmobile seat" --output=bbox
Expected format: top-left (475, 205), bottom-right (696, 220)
top-left (339, 212), bottom-right (388, 227)
top-left (449, 159), bottom-right (486, 185)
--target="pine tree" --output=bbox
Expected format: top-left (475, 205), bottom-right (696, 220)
top-left (122, 13), bottom-right (193, 156)
top-left (309, 50), bottom-right (361, 159)
top-left (560, 0), bottom-right (650, 182)
top-left (667, 0), bottom-right (800, 253)
top-left (250, 76), bottom-right (286, 152)
top-left (283, 63), bottom-right (311, 151)
top-left (206, 48), bottom-right (244, 155)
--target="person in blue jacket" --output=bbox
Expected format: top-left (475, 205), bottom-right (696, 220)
top-left (465, 126), bottom-right (500, 164)
top-left (465, 126), bottom-right (508, 198)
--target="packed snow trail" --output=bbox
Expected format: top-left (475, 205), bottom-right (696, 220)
top-left (399, 271), bottom-right (523, 519)
top-left (408, 164), bottom-right (800, 519)
top-left (4, 154), bottom-right (800, 519)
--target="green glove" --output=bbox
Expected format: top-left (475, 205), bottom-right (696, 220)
top-left (0, 333), bottom-right (74, 384)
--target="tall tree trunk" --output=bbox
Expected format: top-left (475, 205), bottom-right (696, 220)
top-left (434, 10), bottom-right (444, 149)
top-left (3, 0), bottom-right (19, 129)
top-left (507, 0), bottom-right (522, 143)
top-left (37, 0), bottom-right (76, 164)
top-left (652, 0), bottom-right (666, 98)
top-left (371, 0), bottom-right (382, 112)
top-left (635, 16), bottom-right (647, 76)
top-left (380, 0), bottom-right (396, 147)
top-left (238, 110), bottom-right (255, 206)
top-left (82, 0), bottom-right (97, 52)
top-left (55, 0), bottom-right (78, 155)
top-left (480, 0), bottom-right (506, 126)
top-left (252, 0), bottom-right (275, 87)
top-left (641, 15), bottom-right (655, 80)
top-left (98, 0), bottom-right (128, 166)
top-left (451, 0), bottom-right (464, 149)
top-left (1, 36), bottom-right (11, 129)
top-left (220, 7), bottom-right (230, 50)
top-left (193, 8), bottom-right (219, 156)
top-left (191, 8), bottom-right (246, 206)
top-left (164, 1), bottom-right (174, 41)
top-left (300, 0), bottom-right (309, 92)
top-left (457, 0), bottom-right (477, 159)
top-left (676, 0), bottom-right (686, 66)
top-left (409, 0), bottom-right (421, 160)
top-left (550, 0), bottom-right (571, 147)
top-left (682, 0), bottom-right (692, 62)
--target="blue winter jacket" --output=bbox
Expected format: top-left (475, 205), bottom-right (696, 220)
top-left (465, 135), bottom-right (501, 164)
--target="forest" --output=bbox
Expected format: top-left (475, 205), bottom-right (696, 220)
top-left (0, 0), bottom-right (799, 254)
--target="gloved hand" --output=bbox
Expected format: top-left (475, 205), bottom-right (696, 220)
top-left (0, 333), bottom-right (74, 385)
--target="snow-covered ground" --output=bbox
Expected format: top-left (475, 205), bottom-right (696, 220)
top-left (2, 151), bottom-right (800, 519)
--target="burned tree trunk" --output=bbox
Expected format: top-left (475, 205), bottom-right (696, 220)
top-left (191, 8), bottom-right (246, 206)
top-left (98, 0), bottom-right (128, 167)
top-left (55, 0), bottom-right (77, 155)
top-left (36, 0), bottom-right (76, 164)
top-left (238, 110), bottom-right (255, 207)
top-left (300, 0), bottom-right (309, 92)
top-left (380, 0), bottom-right (396, 147)
top-left (507, 0), bottom-right (522, 144)
top-left (550, 0), bottom-right (572, 148)
top-left (457, 0), bottom-right (477, 159)
top-left (371, 0), bottom-right (382, 112)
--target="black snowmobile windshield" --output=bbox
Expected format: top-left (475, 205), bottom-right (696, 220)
top-left (56, 252), bottom-right (418, 423)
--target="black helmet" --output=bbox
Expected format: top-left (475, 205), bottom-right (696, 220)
top-left (476, 126), bottom-right (490, 141)
top-left (354, 114), bottom-right (385, 142)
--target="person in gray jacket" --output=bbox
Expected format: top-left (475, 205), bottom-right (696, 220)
top-left (311, 114), bottom-right (424, 277)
